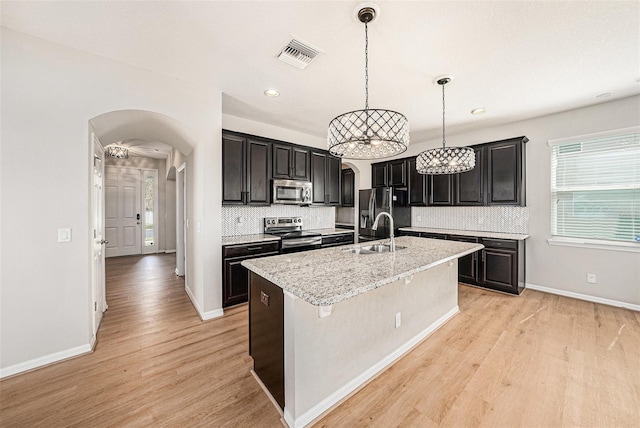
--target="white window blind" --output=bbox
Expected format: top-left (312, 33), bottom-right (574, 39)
top-left (550, 127), bottom-right (640, 245)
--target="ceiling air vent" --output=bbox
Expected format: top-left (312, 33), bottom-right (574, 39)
top-left (277, 38), bottom-right (320, 70)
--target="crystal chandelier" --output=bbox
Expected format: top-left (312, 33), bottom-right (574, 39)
top-left (416, 77), bottom-right (475, 174)
top-left (106, 146), bottom-right (129, 159)
top-left (327, 5), bottom-right (409, 159)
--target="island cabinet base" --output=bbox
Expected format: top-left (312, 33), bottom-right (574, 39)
top-left (249, 273), bottom-right (285, 409)
top-left (249, 260), bottom-right (461, 428)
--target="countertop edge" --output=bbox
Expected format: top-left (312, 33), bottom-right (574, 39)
top-left (400, 227), bottom-right (529, 241)
top-left (243, 242), bottom-right (484, 306)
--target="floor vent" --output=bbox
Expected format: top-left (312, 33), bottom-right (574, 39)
top-left (277, 38), bottom-right (320, 69)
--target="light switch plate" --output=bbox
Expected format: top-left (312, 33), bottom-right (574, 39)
top-left (58, 228), bottom-right (72, 243)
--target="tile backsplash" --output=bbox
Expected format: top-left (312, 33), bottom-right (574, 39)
top-left (222, 206), bottom-right (335, 236)
top-left (411, 206), bottom-right (529, 234)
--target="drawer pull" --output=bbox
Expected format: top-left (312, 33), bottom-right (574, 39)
top-left (260, 291), bottom-right (270, 306)
top-left (246, 246), bottom-right (263, 251)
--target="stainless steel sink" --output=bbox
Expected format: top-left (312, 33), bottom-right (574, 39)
top-left (344, 244), bottom-right (407, 255)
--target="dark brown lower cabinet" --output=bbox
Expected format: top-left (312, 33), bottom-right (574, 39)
top-left (249, 273), bottom-right (285, 409)
top-left (222, 242), bottom-right (279, 307)
top-left (449, 235), bottom-right (480, 285)
top-left (478, 238), bottom-right (524, 295)
top-left (401, 231), bottom-right (525, 295)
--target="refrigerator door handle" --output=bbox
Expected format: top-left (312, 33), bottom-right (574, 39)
top-left (369, 191), bottom-right (375, 220)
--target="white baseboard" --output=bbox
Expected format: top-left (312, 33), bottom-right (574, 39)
top-left (284, 306), bottom-right (460, 428)
top-left (526, 283), bottom-right (640, 312)
top-left (164, 249), bottom-right (176, 254)
top-left (184, 285), bottom-right (224, 321)
top-left (0, 343), bottom-right (93, 379)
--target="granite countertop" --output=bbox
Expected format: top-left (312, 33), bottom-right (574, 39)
top-left (399, 227), bottom-right (529, 241)
top-left (312, 228), bottom-right (355, 236)
top-left (222, 234), bottom-right (281, 246)
top-left (242, 236), bottom-right (483, 306)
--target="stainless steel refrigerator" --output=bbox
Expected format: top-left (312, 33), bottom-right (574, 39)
top-left (358, 188), bottom-right (411, 242)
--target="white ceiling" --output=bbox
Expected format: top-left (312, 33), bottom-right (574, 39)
top-left (3, 1), bottom-right (639, 145)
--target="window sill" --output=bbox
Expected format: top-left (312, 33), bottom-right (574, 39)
top-left (548, 237), bottom-right (640, 253)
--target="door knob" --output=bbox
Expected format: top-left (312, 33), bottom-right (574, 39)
top-left (100, 239), bottom-right (109, 244)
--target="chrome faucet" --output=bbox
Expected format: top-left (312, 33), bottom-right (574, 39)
top-left (371, 211), bottom-right (396, 252)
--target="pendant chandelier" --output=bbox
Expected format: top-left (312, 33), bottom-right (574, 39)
top-left (416, 77), bottom-right (475, 174)
top-left (327, 5), bottom-right (409, 159)
top-left (106, 145), bottom-right (129, 159)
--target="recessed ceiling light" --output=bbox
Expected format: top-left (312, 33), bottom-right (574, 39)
top-left (471, 108), bottom-right (486, 115)
top-left (264, 89), bottom-right (279, 97)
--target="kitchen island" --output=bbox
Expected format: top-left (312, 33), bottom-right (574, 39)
top-left (242, 236), bottom-right (483, 428)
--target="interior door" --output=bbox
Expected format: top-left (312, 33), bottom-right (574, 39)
top-left (92, 135), bottom-right (107, 333)
top-left (105, 166), bottom-right (142, 257)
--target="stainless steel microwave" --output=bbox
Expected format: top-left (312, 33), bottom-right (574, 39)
top-left (272, 179), bottom-right (312, 205)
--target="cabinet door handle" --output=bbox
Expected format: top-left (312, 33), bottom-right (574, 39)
top-left (246, 246), bottom-right (263, 251)
top-left (482, 251), bottom-right (486, 263)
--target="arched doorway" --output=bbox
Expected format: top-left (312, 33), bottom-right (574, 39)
top-left (89, 109), bottom-right (197, 336)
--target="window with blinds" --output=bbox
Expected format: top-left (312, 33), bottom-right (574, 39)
top-left (550, 127), bottom-right (640, 246)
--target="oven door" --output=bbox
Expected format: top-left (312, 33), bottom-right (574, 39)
top-left (280, 236), bottom-right (322, 253)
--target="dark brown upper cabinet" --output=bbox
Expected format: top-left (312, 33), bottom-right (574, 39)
top-left (429, 174), bottom-right (454, 205)
top-left (371, 162), bottom-right (388, 188)
top-left (222, 131), bottom-right (271, 205)
top-left (388, 159), bottom-right (407, 187)
top-left (341, 168), bottom-right (355, 207)
top-left (487, 137), bottom-right (527, 206)
top-left (407, 158), bottom-right (428, 206)
top-left (454, 147), bottom-right (484, 206)
top-left (372, 159), bottom-right (408, 188)
top-left (272, 143), bottom-right (310, 181)
top-left (311, 151), bottom-right (341, 205)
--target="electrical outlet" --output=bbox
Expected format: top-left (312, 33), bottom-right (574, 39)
top-left (395, 312), bottom-right (401, 328)
top-left (587, 273), bottom-right (597, 284)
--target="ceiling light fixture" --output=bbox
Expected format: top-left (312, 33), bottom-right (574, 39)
top-left (264, 89), bottom-right (280, 97)
top-left (106, 145), bottom-right (129, 159)
top-left (471, 107), bottom-right (486, 115)
top-left (416, 77), bottom-right (475, 175)
top-left (327, 4), bottom-right (409, 159)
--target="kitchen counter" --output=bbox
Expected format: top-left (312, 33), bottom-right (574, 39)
top-left (242, 236), bottom-right (482, 306)
top-left (246, 235), bottom-right (482, 427)
top-left (221, 234), bottom-right (280, 246)
top-left (400, 226), bottom-right (529, 241)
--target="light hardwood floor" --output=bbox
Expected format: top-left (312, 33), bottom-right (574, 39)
top-left (1, 253), bottom-right (638, 427)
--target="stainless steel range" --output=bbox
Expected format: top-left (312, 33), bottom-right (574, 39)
top-left (264, 217), bottom-right (322, 253)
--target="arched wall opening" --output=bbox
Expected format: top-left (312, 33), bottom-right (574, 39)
top-left (88, 109), bottom-right (199, 339)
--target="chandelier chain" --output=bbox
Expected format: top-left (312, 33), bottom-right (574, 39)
top-left (364, 21), bottom-right (369, 111)
top-left (442, 82), bottom-right (446, 149)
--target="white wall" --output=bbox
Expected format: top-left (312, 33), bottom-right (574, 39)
top-left (0, 28), bottom-right (222, 375)
top-left (401, 96), bottom-right (640, 306)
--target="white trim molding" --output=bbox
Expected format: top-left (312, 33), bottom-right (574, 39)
top-left (527, 283), bottom-right (640, 312)
top-left (548, 237), bottom-right (640, 253)
top-left (164, 249), bottom-right (176, 254)
top-left (184, 285), bottom-right (224, 321)
top-left (284, 306), bottom-right (460, 428)
top-left (0, 343), bottom-right (93, 379)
